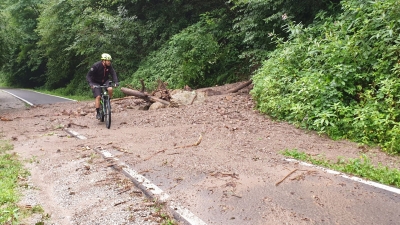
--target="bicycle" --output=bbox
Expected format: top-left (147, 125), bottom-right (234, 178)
top-left (93, 81), bottom-right (113, 129)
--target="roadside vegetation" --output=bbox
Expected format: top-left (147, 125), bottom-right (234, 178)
top-left (0, 139), bottom-right (24, 224)
top-left (282, 149), bottom-right (400, 188)
top-left (0, 137), bottom-right (50, 225)
top-left (251, 0), bottom-right (400, 154)
top-left (1, 0), bottom-right (399, 153)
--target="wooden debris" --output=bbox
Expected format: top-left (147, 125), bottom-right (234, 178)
top-left (209, 172), bottom-right (239, 179)
top-left (167, 152), bottom-right (180, 156)
top-left (189, 92), bottom-right (198, 105)
top-left (225, 80), bottom-right (252, 93)
top-left (174, 134), bottom-right (202, 149)
top-left (0, 117), bottom-right (13, 121)
top-left (114, 200), bottom-right (129, 206)
top-left (143, 202), bottom-right (157, 207)
top-left (67, 122), bottom-right (88, 128)
top-left (143, 134), bottom-right (202, 162)
top-left (275, 169), bottom-right (298, 186)
top-left (152, 80), bottom-right (171, 102)
top-left (143, 149), bottom-right (167, 161)
top-left (118, 188), bottom-right (131, 195)
top-left (121, 87), bottom-right (170, 106)
top-left (290, 170), bottom-right (317, 181)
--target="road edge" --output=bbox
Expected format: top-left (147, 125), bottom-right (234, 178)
top-left (65, 128), bottom-right (207, 225)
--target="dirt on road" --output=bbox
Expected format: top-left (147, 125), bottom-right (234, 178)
top-left (1, 83), bottom-right (399, 225)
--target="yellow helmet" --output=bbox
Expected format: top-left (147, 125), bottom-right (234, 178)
top-left (101, 53), bottom-right (112, 61)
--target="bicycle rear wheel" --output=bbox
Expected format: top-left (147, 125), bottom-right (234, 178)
top-left (104, 97), bottom-right (111, 129)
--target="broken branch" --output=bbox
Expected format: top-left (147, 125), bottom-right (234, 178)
top-left (143, 149), bottom-right (167, 161)
top-left (121, 87), bottom-right (170, 106)
top-left (225, 80), bottom-right (252, 93)
top-left (275, 169), bottom-right (298, 186)
top-left (67, 122), bottom-right (88, 128)
top-left (114, 200), bottom-right (129, 206)
top-left (174, 134), bottom-right (203, 149)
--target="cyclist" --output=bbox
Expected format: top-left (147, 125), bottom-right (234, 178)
top-left (86, 53), bottom-right (119, 119)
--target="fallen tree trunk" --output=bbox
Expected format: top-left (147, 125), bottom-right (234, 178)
top-left (121, 87), bottom-right (170, 106)
top-left (225, 80), bottom-right (252, 93)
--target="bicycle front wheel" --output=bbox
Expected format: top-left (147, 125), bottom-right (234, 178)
top-left (104, 98), bottom-right (111, 129)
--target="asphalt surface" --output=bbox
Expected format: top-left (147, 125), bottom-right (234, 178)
top-left (0, 88), bottom-right (75, 105)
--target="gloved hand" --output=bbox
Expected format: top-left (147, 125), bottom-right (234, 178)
top-left (114, 82), bottom-right (119, 87)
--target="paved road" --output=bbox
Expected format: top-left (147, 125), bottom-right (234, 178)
top-left (3, 88), bottom-right (400, 224)
top-left (0, 88), bottom-right (75, 106)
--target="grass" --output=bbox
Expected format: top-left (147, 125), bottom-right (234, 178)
top-left (281, 149), bottom-right (400, 188)
top-left (0, 139), bottom-right (49, 224)
top-left (136, 200), bottom-right (177, 224)
top-left (0, 139), bottom-right (24, 224)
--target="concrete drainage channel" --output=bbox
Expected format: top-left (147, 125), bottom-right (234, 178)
top-left (64, 128), bottom-right (207, 225)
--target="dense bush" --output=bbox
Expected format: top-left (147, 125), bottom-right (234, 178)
top-left (130, 0), bottom-right (338, 90)
top-left (131, 9), bottom-right (245, 90)
top-left (251, 0), bottom-right (400, 153)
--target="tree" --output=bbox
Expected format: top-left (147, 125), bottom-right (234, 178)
top-left (1, 0), bottom-right (45, 87)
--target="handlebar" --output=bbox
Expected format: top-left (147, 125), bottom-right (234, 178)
top-left (93, 85), bottom-right (109, 88)
top-left (92, 81), bottom-right (118, 88)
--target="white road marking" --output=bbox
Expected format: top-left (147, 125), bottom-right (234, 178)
top-left (66, 129), bottom-right (207, 225)
top-left (2, 90), bottom-right (34, 106)
top-left (284, 158), bottom-right (400, 194)
top-left (64, 129), bottom-right (87, 140)
top-left (99, 149), bottom-right (207, 225)
top-left (1, 89), bottom-right (76, 106)
top-left (30, 90), bottom-right (77, 101)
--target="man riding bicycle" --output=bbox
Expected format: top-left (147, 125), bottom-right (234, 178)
top-left (86, 53), bottom-right (119, 119)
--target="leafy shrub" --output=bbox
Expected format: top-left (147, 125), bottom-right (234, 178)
top-left (252, 0), bottom-right (400, 153)
top-left (131, 9), bottom-right (245, 90)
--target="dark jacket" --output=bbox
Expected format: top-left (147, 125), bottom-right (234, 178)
top-left (86, 61), bottom-right (119, 86)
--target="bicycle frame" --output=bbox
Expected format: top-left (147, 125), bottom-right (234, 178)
top-left (94, 82), bottom-right (112, 129)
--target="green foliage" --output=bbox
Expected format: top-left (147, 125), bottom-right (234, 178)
top-left (282, 149), bottom-right (400, 188)
top-left (132, 9), bottom-right (245, 89)
top-left (252, 0), bottom-right (400, 153)
top-left (0, 139), bottom-right (47, 225)
top-left (0, 0), bottom-right (45, 88)
top-left (232, 0), bottom-right (340, 68)
top-left (0, 140), bottom-right (22, 225)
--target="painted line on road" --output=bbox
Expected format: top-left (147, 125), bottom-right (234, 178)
top-left (66, 129), bottom-right (207, 225)
top-left (64, 128), bottom-right (87, 140)
top-left (2, 90), bottom-right (34, 106)
top-left (29, 90), bottom-right (77, 101)
top-left (97, 150), bottom-right (207, 225)
top-left (284, 158), bottom-right (400, 195)
top-left (1, 89), bottom-right (76, 106)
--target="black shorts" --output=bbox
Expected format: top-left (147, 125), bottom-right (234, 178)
top-left (92, 86), bottom-right (102, 98)
top-left (91, 80), bottom-right (110, 98)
